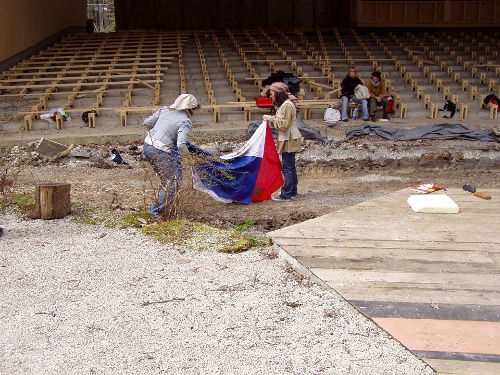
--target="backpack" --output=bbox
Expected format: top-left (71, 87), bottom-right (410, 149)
top-left (354, 84), bottom-right (370, 100)
top-left (439, 100), bottom-right (457, 118)
top-left (283, 76), bottom-right (301, 95)
top-left (484, 94), bottom-right (500, 106)
top-left (323, 106), bottom-right (341, 123)
top-left (82, 110), bottom-right (97, 123)
top-left (262, 70), bottom-right (301, 95)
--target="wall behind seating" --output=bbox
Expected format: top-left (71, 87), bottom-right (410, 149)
top-left (114, 0), bottom-right (350, 31)
top-left (0, 0), bottom-right (87, 65)
top-left (115, 0), bottom-right (500, 30)
top-left (353, 0), bottom-right (500, 28)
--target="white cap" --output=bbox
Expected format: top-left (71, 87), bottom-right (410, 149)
top-left (169, 94), bottom-right (200, 110)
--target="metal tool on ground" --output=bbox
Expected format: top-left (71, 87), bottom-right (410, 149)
top-left (462, 184), bottom-right (491, 200)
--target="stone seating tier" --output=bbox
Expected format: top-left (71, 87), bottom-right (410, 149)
top-left (2, 28), bottom-right (500, 133)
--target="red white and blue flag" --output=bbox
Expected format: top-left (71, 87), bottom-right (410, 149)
top-left (189, 121), bottom-right (283, 204)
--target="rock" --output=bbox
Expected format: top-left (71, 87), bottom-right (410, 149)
top-left (35, 138), bottom-right (69, 158)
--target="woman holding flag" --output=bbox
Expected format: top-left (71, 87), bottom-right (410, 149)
top-left (263, 82), bottom-right (303, 202)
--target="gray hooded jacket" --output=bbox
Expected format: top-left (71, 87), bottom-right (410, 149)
top-left (143, 107), bottom-right (192, 153)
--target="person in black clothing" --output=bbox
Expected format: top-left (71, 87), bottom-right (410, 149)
top-left (438, 100), bottom-right (456, 119)
top-left (340, 66), bottom-right (369, 122)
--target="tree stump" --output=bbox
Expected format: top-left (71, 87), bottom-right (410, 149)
top-left (34, 183), bottom-right (71, 220)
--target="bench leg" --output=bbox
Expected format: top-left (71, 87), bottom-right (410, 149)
top-left (399, 103), bottom-right (407, 119)
top-left (24, 115), bottom-right (33, 131)
top-left (430, 103), bottom-right (438, 119)
top-left (88, 112), bottom-right (96, 128)
top-left (55, 114), bottom-right (64, 130)
top-left (459, 104), bottom-right (468, 120)
top-left (120, 111), bottom-right (127, 127)
top-left (213, 108), bottom-right (220, 123)
top-left (490, 104), bottom-right (498, 120)
top-left (244, 109), bottom-right (251, 122)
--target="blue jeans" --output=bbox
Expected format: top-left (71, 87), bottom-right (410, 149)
top-left (341, 95), bottom-right (369, 120)
top-left (279, 152), bottom-right (298, 199)
top-left (143, 143), bottom-right (182, 216)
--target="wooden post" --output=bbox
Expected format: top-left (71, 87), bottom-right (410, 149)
top-left (430, 103), bottom-right (438, 119)
top-left (213, 106), bottom-right (221, 122)
top-left (24, 115), bottom-right (33, 131)
top-left (88, 112), bottom-right (96, 128)
top-left (34, 183), bottom-right (71, 220)
top-left (120, 110), bottom-right (127, 126)
top-left (460, 103), bottom-right (468, 120)
top-left (490, 104), bottom-right (498, 120)
top-left (55, 114), bottom-right (64, 129)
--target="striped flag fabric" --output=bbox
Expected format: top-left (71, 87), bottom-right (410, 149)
top-left (189, 121), bottom-right (284, 204)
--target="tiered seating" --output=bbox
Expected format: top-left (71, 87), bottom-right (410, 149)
top-left (1, 28), bottom-right (500, 132)
top-left (0, 31), bottom-right (188, 129)
top-left (418, 31), bottom-right (500, 118)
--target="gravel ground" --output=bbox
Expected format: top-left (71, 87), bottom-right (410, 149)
top-left (0, 213), bottom-right (434, 375)
top-left (3, 121), bottom-right (498, 374)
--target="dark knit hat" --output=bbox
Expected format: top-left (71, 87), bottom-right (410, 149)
top-left (371, 71), bottom-right (382, 79)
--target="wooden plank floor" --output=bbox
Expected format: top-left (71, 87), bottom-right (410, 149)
top-left (268, 188), bottom-right (500, 374)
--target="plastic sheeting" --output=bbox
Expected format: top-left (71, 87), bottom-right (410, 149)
top-left (249, 121), bottom-right (498, 143)
top-left (344, 123), bottom-right (498, 142)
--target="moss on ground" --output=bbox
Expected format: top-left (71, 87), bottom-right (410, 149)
top-left (1, 196), bottom-right (262, 253)
top-left (0, 194), bottom-right (35, 215)
top-left (141, 219), bottom-right (264, 253)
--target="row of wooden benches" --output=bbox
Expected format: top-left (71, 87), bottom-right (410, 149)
top-left (21, 99), bottom-right (346, 131)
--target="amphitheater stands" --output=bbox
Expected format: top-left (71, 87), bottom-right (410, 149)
top-left (1, 28), bottom-right (499, 132)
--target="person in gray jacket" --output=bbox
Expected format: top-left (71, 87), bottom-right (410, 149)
top-left (143, 94), bottom-right (200, 217)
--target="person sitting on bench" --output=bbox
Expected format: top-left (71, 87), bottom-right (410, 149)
top-left (340, 66), bottom-right (369, 122)
top-left (366, 71), bottom-right (389, 122)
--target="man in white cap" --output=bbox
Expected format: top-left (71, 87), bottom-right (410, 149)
top-left (143, 94), bottom-right (201, 217)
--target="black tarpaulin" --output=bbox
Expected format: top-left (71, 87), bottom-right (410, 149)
top-left (344, 123), bottom-right (498, 142)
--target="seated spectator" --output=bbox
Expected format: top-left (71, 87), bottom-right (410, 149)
top-left (366, 71), bottom-right (389, 121)
top-left (438, 100), bottom-right (457, 119)
top-left (340, 67), bottom-right (369, 122)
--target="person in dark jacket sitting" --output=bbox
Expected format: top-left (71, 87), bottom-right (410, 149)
top-left (340, 66), bottom-right (369, 122)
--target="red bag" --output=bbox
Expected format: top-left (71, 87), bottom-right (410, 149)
top-left (255, 97), bottom-right (273, 107)
top-left (385, 96), bottom-right (395, 114)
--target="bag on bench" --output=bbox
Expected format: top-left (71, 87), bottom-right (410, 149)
top-left (385, 95), bottom-right (395, 115)
top-left (354, 84), bottom-right (370, 100)
top-left (323, 106), bottom-right (341, 123)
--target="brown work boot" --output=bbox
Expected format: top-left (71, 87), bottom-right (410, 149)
top-left (370, 113), bottom-right (376, 122)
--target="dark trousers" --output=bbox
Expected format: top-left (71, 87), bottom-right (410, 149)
top-left (280, 152), bottom-right (298, 199)
top-left (369, 97), bottom-right (389, 114)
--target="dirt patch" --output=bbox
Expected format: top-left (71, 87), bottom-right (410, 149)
top-left (3, 135), bottom-right (499, 232)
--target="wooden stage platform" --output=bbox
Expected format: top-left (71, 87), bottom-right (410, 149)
top-left (268, 188), bottom-right (500, 374)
